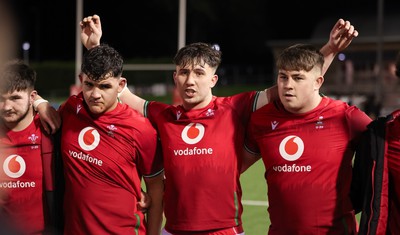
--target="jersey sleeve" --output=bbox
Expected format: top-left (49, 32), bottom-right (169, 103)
top-left (144, 101), bottom-right (169, 126)
top-left (345, 106), bottom-right (373, 146)
top-left (244, 117), bottom-right (261, 156)
top-left (135, 118), bottom-right (163, 177)
top-left (41, 131), bottom-right (55, 191)
top-left (229, 91), bottom-right (259, 124)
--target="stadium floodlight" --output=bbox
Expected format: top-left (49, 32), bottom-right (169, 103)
top-left (22, 42), bottom-right (30, 64)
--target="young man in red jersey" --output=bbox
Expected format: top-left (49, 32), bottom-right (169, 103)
top-left (62, 44), bottom-right (164, 235)
top-left (0, 60), bottom-right (56, 234)
top-left (244, 44), bottom-right (372, 234)
top-left (76, 14), bottom-right (359, 235)
top-left (352, 51), bottom-right (400, 235)
top-left (36, 44), bottom-right (164, 235)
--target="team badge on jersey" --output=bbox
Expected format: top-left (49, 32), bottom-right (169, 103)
top-left (3, 154), bottom-right (26, 178)
top-left (78, 127), bottom-right (100, 151)
top-left (315, 116), bottom-right (324, 129)
top-left (181, 123), bottom-right (205, 144)
top-left (107, 124), bottom-right (117, 137)
top-left (279, 135), bottom-right (304, 161)
top-left (28, 134), bottom-right (39, 144)
top-left (205, 108), bottom-right (214, 117)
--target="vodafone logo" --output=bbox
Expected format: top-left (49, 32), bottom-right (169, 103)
top-left (78, 127), bottom-right (100, 151)
top-left (279, 135), bottom-right (304, 161)
top-left (3, 154), bottom-right (26, 178)
top-left (181, 123), bottom-right (205, 145)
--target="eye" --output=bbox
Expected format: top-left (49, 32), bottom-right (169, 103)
top-left (10, 96), bottom-right (21, 101)
top-left (99, 84), bottom-right (112, 89)
top-left (278, 75), bottom-right (287, 81)
top-left (84, 82), bottom-right (94, 88)
top-left (178, 70), bottom-right (188, 76)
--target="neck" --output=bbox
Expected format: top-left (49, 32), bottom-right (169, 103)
top-left (182, 94), bottom-right (213, 111)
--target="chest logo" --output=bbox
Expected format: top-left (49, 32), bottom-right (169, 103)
top-left (78, 127), bottom-right (100, 151)
top-left (271, 121), bottom-right (279, 130)
top-left (181, 123), bottom-right (205, 145)
top-left (279, 135), bottom-right (304, 161)
top-left (3, 154), bottom-right (26, 178)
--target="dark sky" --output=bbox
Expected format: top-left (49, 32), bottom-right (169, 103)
top-left (5, 0), bottom-right (400, 66)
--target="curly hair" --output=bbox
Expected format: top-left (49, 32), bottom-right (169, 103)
top-left (81, 44), bottom-right (123, 81)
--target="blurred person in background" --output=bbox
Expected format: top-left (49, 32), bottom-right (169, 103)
top-left (352, 51), bottom-right (400, 235)
top-left (0, 60), bottom-right (57, 235)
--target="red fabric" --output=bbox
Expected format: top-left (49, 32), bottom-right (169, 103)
top-left (146, 91), bottom-right (257, 232)
top-left (60, 93), bottom-right (162, 235)
top-left (246, 97), bottom-right (371, 234)
top-left (0, 115), bottom-right (51, 234)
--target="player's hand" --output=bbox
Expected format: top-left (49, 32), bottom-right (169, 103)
top-left (328, 18), bottom-right (359, 54)
top-left (137, 190), bottom-right (151, 213)
top-left (37, 102), bottom-right (61, 135)
top-left (80, 14), bottom-right (102, 50)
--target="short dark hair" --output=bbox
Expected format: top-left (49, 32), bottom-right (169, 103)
top-left (0, 59), bottom-right (36, 94)
top-left (276, 44), bottom-right (324, 74)
top-left (81, 44), bottom-right (123, 81)
top-left (173, 42), bottom-right (222, 70)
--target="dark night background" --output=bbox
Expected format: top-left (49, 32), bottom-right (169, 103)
top-left (8, 0), bottom-right (400, 63)
top-left (2, 0), bottom-right (400, 95)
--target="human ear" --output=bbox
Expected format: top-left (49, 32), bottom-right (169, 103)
top-left (210, 74), bottom-right (218, 88)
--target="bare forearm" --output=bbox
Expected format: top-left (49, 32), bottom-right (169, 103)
top-left (320, 43), bottom-right (337, 76)
top-left (144, 173), bottom-right (164, 235)
top-left (118, 86), bottom-right (146, 115)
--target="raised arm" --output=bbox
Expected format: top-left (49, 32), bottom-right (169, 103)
top-left (80, 16), bottom-right (146, 114)
top-left (320, 18), bottom-right (358, 75)
top-left (118, 78), bottom-right (146, 115)
top-left (256, 18), bottom-right (359, 109)
top-left (80, 14), bottom-right (102, 50)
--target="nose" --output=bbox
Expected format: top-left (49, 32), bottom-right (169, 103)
top-left (283, 77), bottom-right (294, 89)
top-left (1, 100), bottom-right (12, 110)
top-left (90, 87), bottom-right (101, 98)
top-left (185, 71), bottom-right (195, 85)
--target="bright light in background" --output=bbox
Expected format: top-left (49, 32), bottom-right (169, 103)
top-left (338, 53), bottom-right (346, 61)
top-left (22, 42), bottom-right (30, 51)
top-left (211, 44), bottom-right (220, 51)
top-left (22, 42), bottom-right (30, 64)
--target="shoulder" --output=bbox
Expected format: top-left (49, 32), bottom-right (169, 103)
top-left (145, 101), bottom-right (171, 117)
top-left (215, 91), bottom-right (258, 110)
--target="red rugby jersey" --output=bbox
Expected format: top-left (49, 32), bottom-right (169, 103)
top-left (0, 115), bottom-right (53, 234)
top-left (59, 93), bottom-right (163, 235)
top-left (145, 91), bottom-right (257, 232)
top-left (246, 96), bottom-right (371, 234)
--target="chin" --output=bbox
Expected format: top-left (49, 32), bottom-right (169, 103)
top-left (89, 107), bottom-right (104, 115)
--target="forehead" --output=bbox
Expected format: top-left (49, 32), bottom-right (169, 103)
top-left (0, 89), bottom-right (28, 98)
top-left (81, 73), bottom-right (119, 84)
top-left (278, 69), bottom-right (303, 76)
top-left (177, 62), bottom-right (210, 71)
